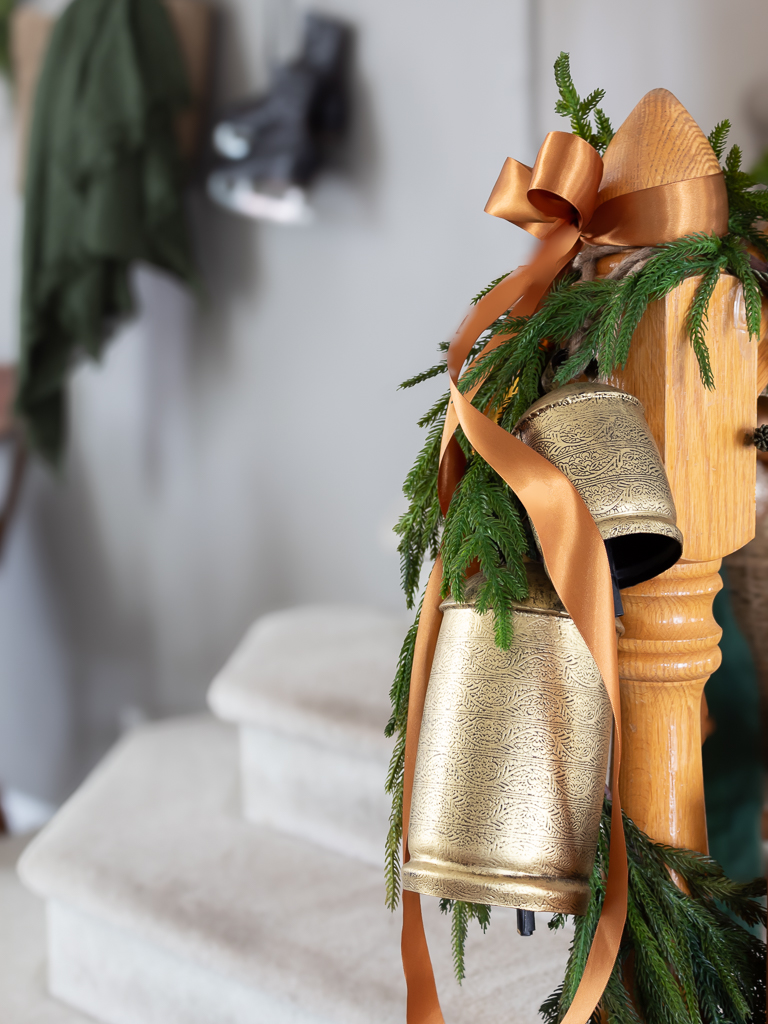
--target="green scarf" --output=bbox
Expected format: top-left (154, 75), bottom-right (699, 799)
top-left (17, 0), bottom-right (196, 463)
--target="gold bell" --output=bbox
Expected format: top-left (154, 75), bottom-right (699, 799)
top-left (403, 562), bottom-right (618, 915)
top-left (515, 382), bottom-right (683, 588)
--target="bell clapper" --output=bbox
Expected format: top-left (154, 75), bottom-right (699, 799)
top-left (516, 910), bottom-right (535, 936)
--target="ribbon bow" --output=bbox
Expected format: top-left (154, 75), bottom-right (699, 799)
top-left (400, 131), bottom-right (728, 1024)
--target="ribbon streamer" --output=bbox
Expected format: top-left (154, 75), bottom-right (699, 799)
top-left (400, 130), bottom-right (728, 1023)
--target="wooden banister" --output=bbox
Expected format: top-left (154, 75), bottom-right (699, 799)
top-left (609, 274), bottom-right (758, 853)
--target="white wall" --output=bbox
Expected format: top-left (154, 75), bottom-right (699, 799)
top-left (533, 0), bottom-right (768, 165)
top-left (0, 0), bottom-right (535, 803)
top-left (3, 0), bottom-right (768, 805)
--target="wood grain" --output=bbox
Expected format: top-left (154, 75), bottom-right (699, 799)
top-left (599, 89), bottom-right (721, 203)
top-left (759, 297), bottom-right (768, 393)
top-left (609, 274), bottom-right (758, 561)
top-left (609, 275), bottom-right (756, 855)
top-left (617, 559), bottom-right (722, 853)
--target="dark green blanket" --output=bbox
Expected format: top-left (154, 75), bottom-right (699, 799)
top-left (703, 567), bottom-right (763, 882)
top-left (17, 0), bottom-right (196, 463)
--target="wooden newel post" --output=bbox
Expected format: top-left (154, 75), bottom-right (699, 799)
top-left (610, 274), bottom-right (764, 853)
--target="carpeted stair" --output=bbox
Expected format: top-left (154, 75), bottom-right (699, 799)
top-left (17, 606), bottom-right (572, 1023)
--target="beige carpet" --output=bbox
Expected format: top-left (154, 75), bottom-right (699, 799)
top-left (17, 716), bottom-right (573, 1024)
top-left (0, 833), bottom-right (90, 1022)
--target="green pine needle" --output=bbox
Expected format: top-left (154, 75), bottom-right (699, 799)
top-left (439, 899), bottom-right (492, 983)
top-left (541, 804), bottom-right (766, 1024)
top-left (472, 273), bottom-right (512, 305)
top-left (554, 53), bottom-right (614, 153)
top-left (708, 120), bottom-right (731, 162)
top-left (440, 455), bottom-right (529, 649)
top-left (384, 603), bottom-right (422, 910)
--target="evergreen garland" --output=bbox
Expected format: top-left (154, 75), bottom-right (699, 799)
top-left (385, 53), bottom-right (768, 1019)
top-left (541, 804), bottom-right (766, 1024)
top-left (553, 51), bottom-right (614, 154)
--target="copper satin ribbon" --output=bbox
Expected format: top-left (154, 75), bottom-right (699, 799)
top-left (400, 132), bottom-right (729, 1024)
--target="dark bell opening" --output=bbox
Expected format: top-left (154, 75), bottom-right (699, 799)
top-left (604, 533), bottom-right (683, 590)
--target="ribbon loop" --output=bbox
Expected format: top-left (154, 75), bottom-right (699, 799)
top-left (484, 133), bottom-right (604, 235)
top-left (528, 131), bottom-right (604, 227)
top-left (583, 174), bottom-right (730, 246)
top-left (484, 157), bottom-right (554, 236)
top-left (486, 129), bottom-right (728, 246)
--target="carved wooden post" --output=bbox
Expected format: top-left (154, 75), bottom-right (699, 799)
top-left (592, 87), bottom-right (765, 854)
top-left (609, 274), bottom-right (761, 852)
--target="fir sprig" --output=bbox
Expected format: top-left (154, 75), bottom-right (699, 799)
top-left (472, 272), bottom-right (512, 305)
top-left (384, 605), bottom-right (421, 909)
top-left (440, 454), bottom-right (529, 648)
top-left (553, 52), bottom-right (614, 153)
top-left (394, 423), bottom-right (443, 608)
top-left (708, 120), bottom-right (731, 162)
top-left (541, 805), bottom-right (767, 1024)
top-left (439, 899), bottom-right (492, 983)
top-left (721, 130), bottom-right (768, 250)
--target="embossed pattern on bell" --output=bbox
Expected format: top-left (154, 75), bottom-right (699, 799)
top-left (515, 383), bottom-right (678, 537)
top-left (513, 382), bottom-right (683, 588)
top-left (402, 564), bottom-right (613, 914)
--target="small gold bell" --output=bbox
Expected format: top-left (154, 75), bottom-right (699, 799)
top-left (403, 562), bottom-right (618, 915)
top-left (515, 382), bottom-right (683, 588)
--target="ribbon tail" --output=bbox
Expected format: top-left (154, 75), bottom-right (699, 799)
top-left (449, 381), bottom-right (627, 1024)
top-left (402, 891), bottom-right (445, 1024)
top-left (401, 558), bottom-right (446, 1024)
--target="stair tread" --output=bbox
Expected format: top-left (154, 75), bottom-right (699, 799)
top-left (19, 715), bottom-right (572, 1023)
top-left (0, 835), bottom-right (91, 1022)
top-left (208, 606), bottom-right (409, 754)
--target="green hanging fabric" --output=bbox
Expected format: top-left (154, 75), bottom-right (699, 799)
top-left (17, 0), bottom-right (196, 464)
top-left (703, 566), bottom-right (763, 882)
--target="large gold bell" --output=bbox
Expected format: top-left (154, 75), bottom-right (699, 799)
top-left (515, 382), bottom-right (683, 588)
top-left (403, 562), bottom-right (617, 914)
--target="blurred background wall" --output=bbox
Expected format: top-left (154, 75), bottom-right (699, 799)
top-left (0, 0), bottom-right (766, 812)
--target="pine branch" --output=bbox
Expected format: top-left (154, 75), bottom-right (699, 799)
top-left (553, 52), bottom-right (613, 153)
top-left (718, 135), bottom-right (768, 237)
top-left (686, 262), bottom-right (722, 389)
top-left (472, 273), bottom-right (511, 305)
top-left (439, 899), bottom-right (491, 983)
top-left (395, 422), bottom-right (444, 608)
top-left (440, 455), bottom-right (529, 648)
top-left (383, 603), bottom-right (422, 910)
top-left (417, 391), bottom-right (450, 429)
top-left (594, 109), bottom-right (615, 154)
top-left (383, 740), bottom-right (404, 910)
top-left (400, 361), bottom-right (447, 389)
top-left (542, 804), bottom-right (767, 1024)
top-left (723, 236), bottom-right (763, 341)
top-left (708, 120), bottom-right (731, 162)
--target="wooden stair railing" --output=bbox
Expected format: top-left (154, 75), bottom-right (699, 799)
top-left (608, 274), bottom-right (764, 854)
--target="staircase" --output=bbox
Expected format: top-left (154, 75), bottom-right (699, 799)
top-left (14, 604), bottom-right (573, 1023)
